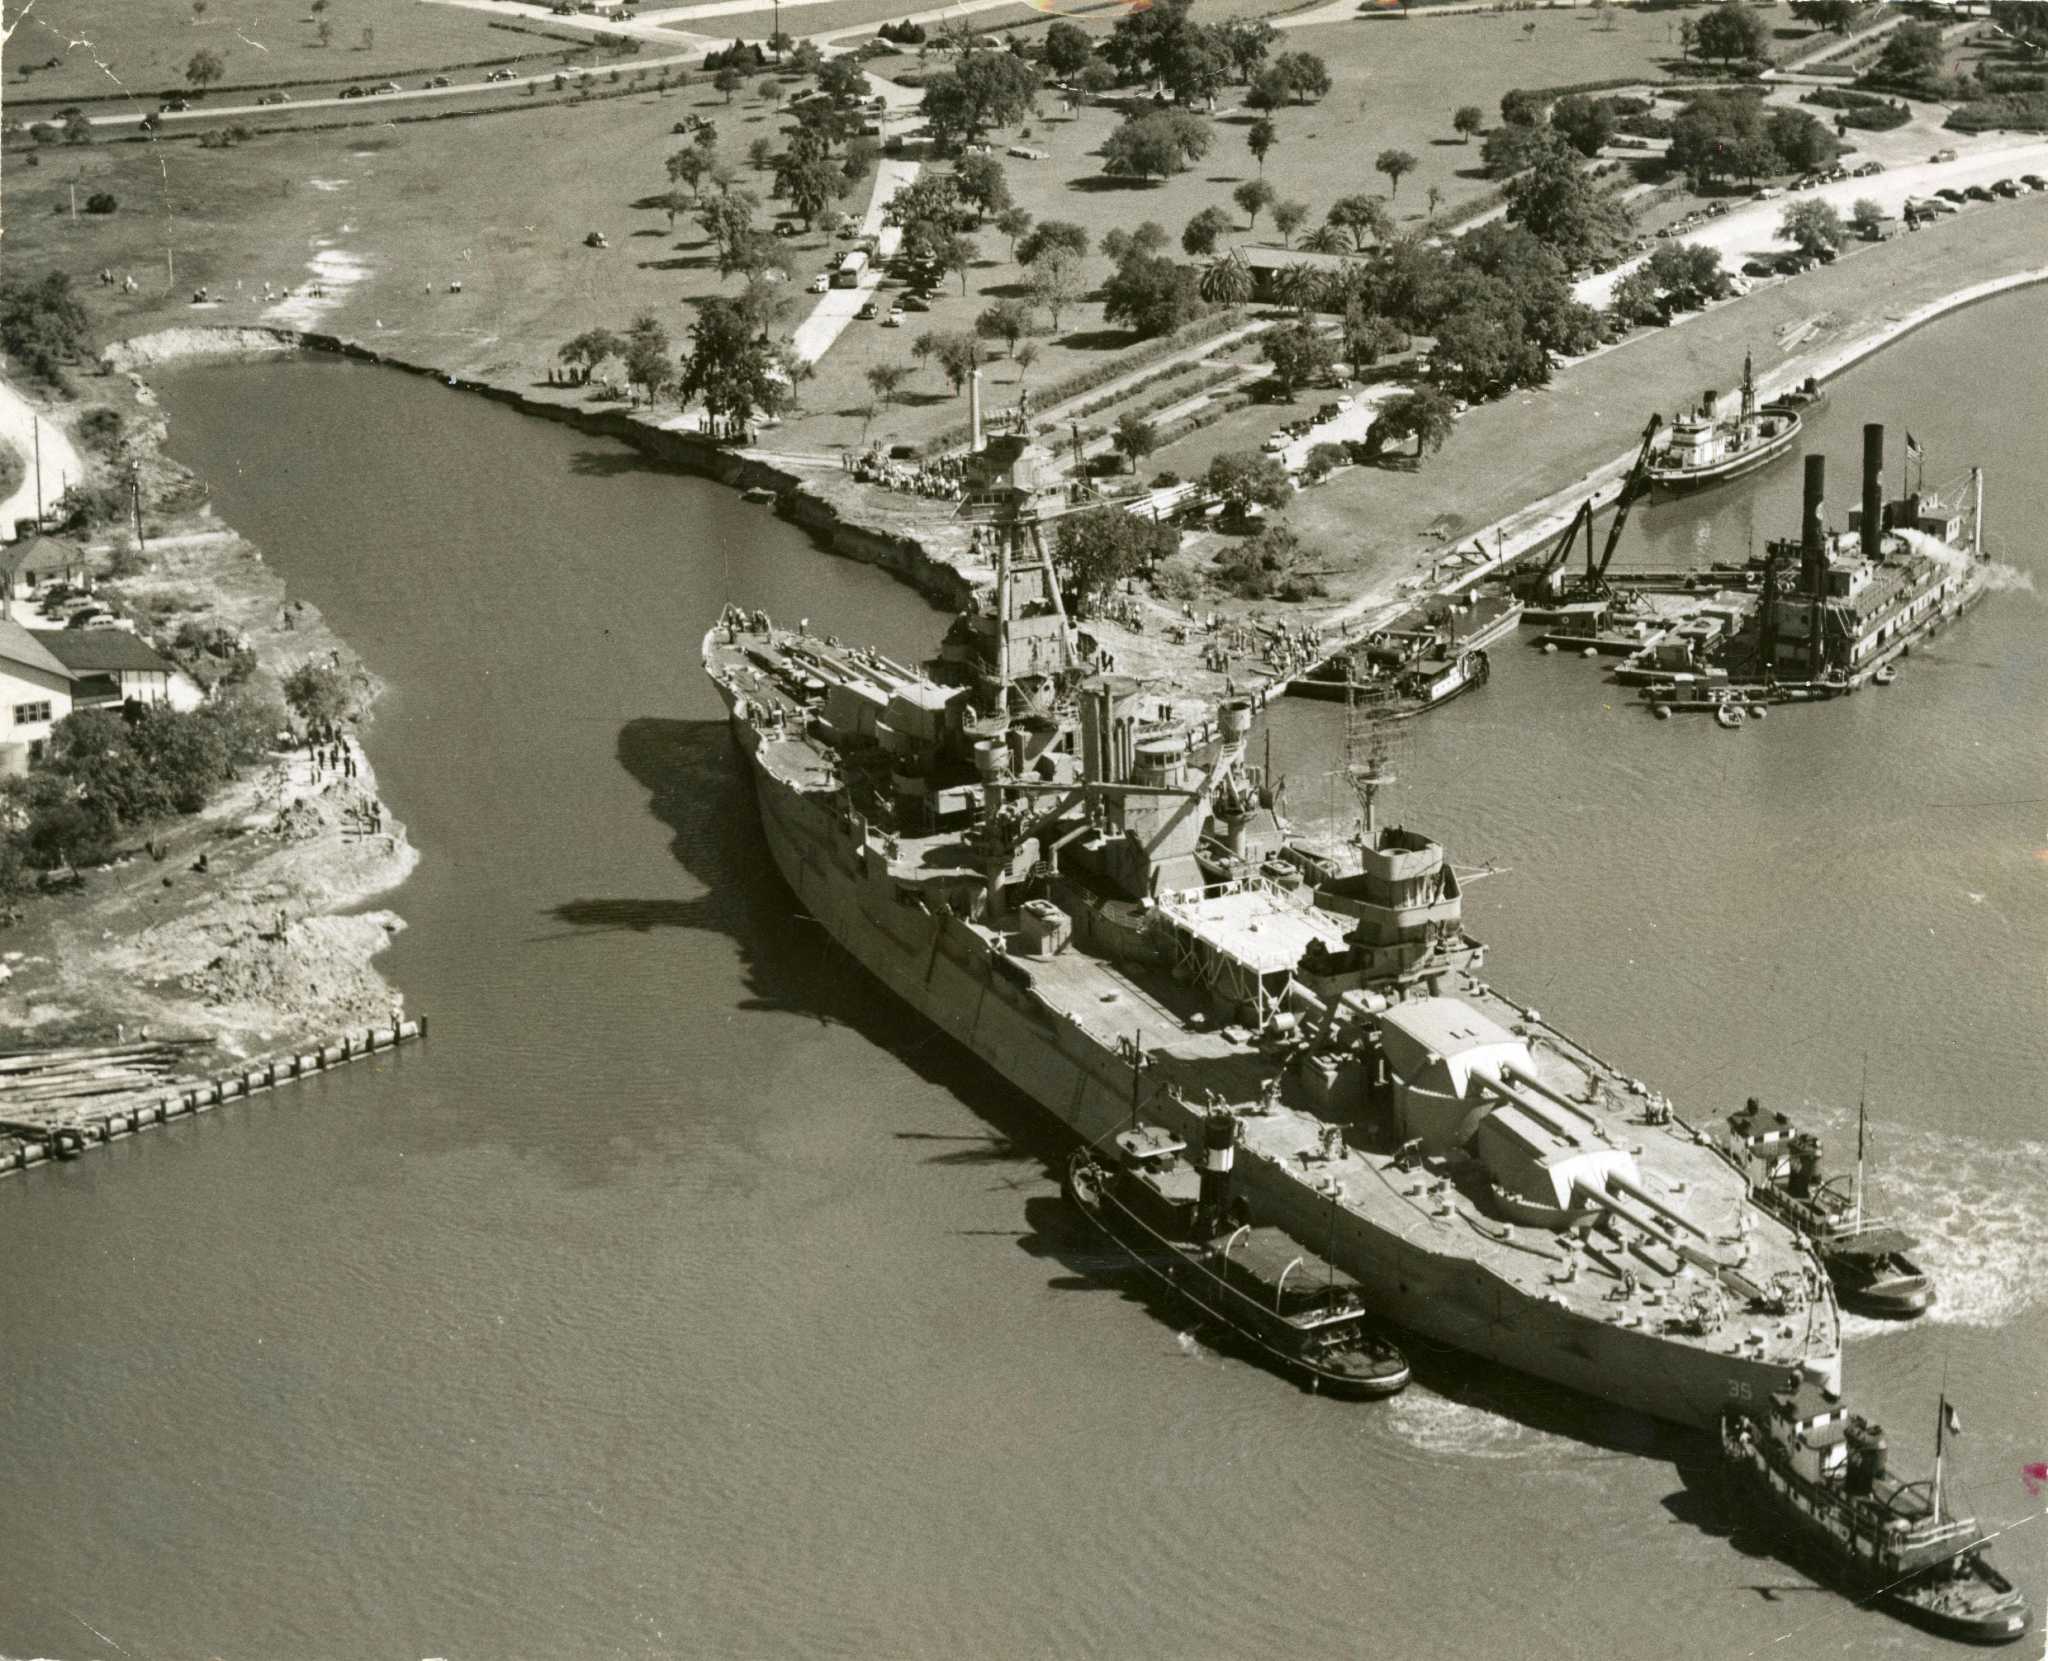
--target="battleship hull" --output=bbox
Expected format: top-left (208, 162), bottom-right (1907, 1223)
top-left (712, 671), bottom-right (1838, 1430)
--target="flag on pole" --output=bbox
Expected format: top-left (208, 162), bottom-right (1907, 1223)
top-left (1945, 1400), bottom-right (1963, 1437)
top-left (1906, 433), bottom-right (1924, 463)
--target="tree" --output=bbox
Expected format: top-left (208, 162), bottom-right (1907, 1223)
top-left (910, 331), bottom-right (939, 385)
top-left (1779, 198), bottom-right (1847, 256)
top-left (866, 363), bottom-right (910, 406)
top-left (818, 56), bottom-right (869, 107)
top-left (1550, 94), bottom-right (1615, 158)
top-left (1205, 450), bottom-right (1290, 510)
top-left (1644, 240), bottom-right (1730, 309)
top-left (1052, 506), bottom-right (1177, 614)
top-left (1102, 110), bottom-right (1211, 180)
top-left (1694, 3), bottom-right (1770, 65)
top-left (558, 327), bottom-right (624, 377)
top-left (1266, 320), bottom-right (1335, 394)
top-left (1014, 340), bottom-right (1039, 388)
top-left (192, 0), bottom-right (207, 20)
top-left (931, 331), bottom-right (981, 397)
top-left (63, 109), bottom-right (92, 145)
top-left (1425, 184), bottom-right (1443, 222)
top-left (680, 295), bottom-right (790, 433)
top-left (185, 48), bottom-right (225, 91)
top-left (0, 272), bottom-right (93, 388)
top-left (940, 231), bottom-right (979, 294)
top-left (1481, 120), bottom-right (1559, 180)
top-left (1764, 107), bottom-right (1840, 173)
top-left (1183, 205), bottom-right (1233, 257)
top-left (1301, 226), bottom-right (1349, 256)
top-left (1678, 17), bottom-right (1697, 63)
top-left (1325, 194), bottom-right (1391, 252)
top-left (1370, 386), bottom-right (1456, 460)
top-left (668, 146), bottom-right (712, 200)
top-left (1101, 222), bottom-right (1169, 267)
top-left (697, 186), bottom-right (766, 279)
top-left (1847, 197), bottom-right (1885, 239)
top-left (1270, 50), bottom-right (1330, 105)
top-left (1271, 200), bottom-right (1308, 247)
top-left (1667, 92), bottom-right (1768, 189)
top-left (747, 136), bottom-right (775, 173)
top-left (621, 314), bottom-right (675, 405)
top-left (1790, 0), bottom-right (1857, 33)
top-left (284, 662), bottom-right (353, 727)
top-left (1017, 220), bottom-right (1088, 268)
top-left (955, 152), bottom-right (1012, 221)
top-left (1874, 20), bottom-right (1944, 84)
top-left (1027, 251), bottom-right (1084, 330)
top-left (994, 205), bottom-right (1033, 260)
top-left (1101, 255), bottom-right (1207, 339)
top-left (975, 298), bottom-right (1032, 355)
top-left (714, 66), bottom-right (743, 102)
top-left (1500, 88), bottom-right (1544, 127)
top-left (1246, 116), bottom-right (1277, 175)
top-left (1504, 143), bottom-right (1631, 265)
top-left (1452, 104), bottom-right (1484, 143)
top-left (1043, 20), bottom-right (1093, 77)
top-left (1609, 266), bottom-right (1667, 328)
top-left (776, 152), bottom-right (844, 230)
top-left (1205, 17), bottom-right (1267, 83)
top-left (1112, 412), bottom-right (1157, 474)
top-left (922, 49), bottom-right (1039, 147)
top-left (1198, 253), bottom-right (1253, 307)
top-left (1375, 148), bottom-right (1418, 200)
top-left (788, 38), bottom-right (824, 77)
top-left (1233, 178), bottom-right (1276, 229)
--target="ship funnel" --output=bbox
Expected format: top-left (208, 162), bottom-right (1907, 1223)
top-left (1801, 454), bottom-right (1827, 584)
top-left (1199, 1108), bottom-right (1238, 1217)
top-left (1861, 423), bottom-right (1885, 560)
top-left (1702, 388), bottom-right (1718, 419)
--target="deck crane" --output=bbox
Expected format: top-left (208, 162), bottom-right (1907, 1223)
top-left (1581, 415), bottom-right (1664, 600)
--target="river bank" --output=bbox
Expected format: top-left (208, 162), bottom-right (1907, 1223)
top-left (0, 368), bottom-right (418, 1168)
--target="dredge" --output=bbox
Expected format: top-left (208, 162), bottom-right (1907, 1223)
top-left (703, 434), bottom-right (1841, 1428)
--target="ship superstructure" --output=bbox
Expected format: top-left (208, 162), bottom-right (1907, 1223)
top-left (703, 435), bottom-right (1841, 1428)
top-left (1647, 353), bottom-right (1803, 490)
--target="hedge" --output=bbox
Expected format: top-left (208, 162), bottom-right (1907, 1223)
top-left (1802, 86), bottom-right (1890, 109)
top-left (1946, 91), bottom-right (2048, 132)
top-left (1839, 102), bottom-right (1912, 130)
top-left (916, 309), bottom-right (1251, 455)
top-left (1063, 358), bottom-right (1234, 424)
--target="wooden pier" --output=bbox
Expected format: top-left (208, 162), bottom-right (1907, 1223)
top-left (0, 1017), bottom-right (428, 1177)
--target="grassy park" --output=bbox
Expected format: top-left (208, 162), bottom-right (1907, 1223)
top-left (0, 0), bottom-right (587, 105)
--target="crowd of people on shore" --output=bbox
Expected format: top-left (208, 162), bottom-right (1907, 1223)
top-left (845, 448), bottom-right (969, 500)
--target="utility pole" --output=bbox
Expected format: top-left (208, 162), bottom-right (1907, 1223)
top-left (130, 464), bottom-right (147, 559)
top-left (33, 417), bottom-right (43, 528)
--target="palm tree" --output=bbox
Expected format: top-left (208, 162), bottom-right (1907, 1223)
top-left (1300, 225), bottom-right (1348, 256)
top-left (1014, 341), bottom-right (1039, 394)
top-left (1276, 264), bottom-right (1325, 318)
top-left (1199, 253), bottom-right (1254, 307)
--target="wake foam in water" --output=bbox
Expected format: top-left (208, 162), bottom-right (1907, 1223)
top-left (1381, 1390), bottom-right (1572, 1461)
top-left (1853, 1122), bottom-right (2048, 1331)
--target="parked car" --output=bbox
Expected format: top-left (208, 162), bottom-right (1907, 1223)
top-left (901, 293), bottom-right (930, 312)
top-left (1964, 183), bottom-right (1993, 201)
top-left (256, 91), bottom-right (290, 105)
top-left (808, 273), bottom-right (829, 293)
top-left (1990, 179), bottom-right (2020, 198)
top-left (1741, 258), bottom-right (1776, 277)
top-left (422, 76), bottom-right (450, 89)
top-left (339, 85), bottom-right (368, 98)
top-left (375, 81), bottom-right (401, 93)
top-left (1262, 433), bottom-right (1289, 453)
top-left (484, 69), bottom-right (517, 83)
top-left (1929, 147), bottom-right (1958, 163)
top-left (2022, 174), bottom-right (2047, 191)
top-left (883, 307), bottom-right (904, 327)
top-left (159, 96), bottom-right (189, 112)
top-left (1935, 187), bottom-right (1966, 203)
top-left (857, 299), bottom-right (879, 320)
top-left (1751, 186), bottom-right (1782, 201)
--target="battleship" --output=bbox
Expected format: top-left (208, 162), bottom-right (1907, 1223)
top-left (703, 434), bottom-right (1842, 1429)
top-left (1723, 1384), bottom-right (2030, 1644)
top-left (1645, 354), bottom-right (1804, 491)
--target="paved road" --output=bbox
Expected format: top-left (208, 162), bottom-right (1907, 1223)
top-left (1576, 138), bottom-right (2048, 309)
top-left (0, 377), bottom-right (84, 539)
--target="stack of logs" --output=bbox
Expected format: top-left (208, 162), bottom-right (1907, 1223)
top-left (0, 1038), bottom-right (208, 1136)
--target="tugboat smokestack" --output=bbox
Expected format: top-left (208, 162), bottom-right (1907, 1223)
top-left (1861, 423), bottom-right (1885, 561)
top-left (1200, 1108), bottom-right (1237, 1217)
top-left (1801, 454), bottom-right (1827, 587)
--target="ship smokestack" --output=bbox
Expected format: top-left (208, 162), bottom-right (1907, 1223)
top-left (970, 367), bottom-right (984, 453)
top-left (1199, 1108), bottom-right (1237, 1219)
top-left (1702, 389), bottom-right (1717, 420)
top-left (1800, 454), bottom-right (1827, 587)
top-left (1861, 423), bottom-right (1885, 561)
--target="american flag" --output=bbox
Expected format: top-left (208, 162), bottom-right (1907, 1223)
top-left (1905, 432), bottom-right (1923, 462)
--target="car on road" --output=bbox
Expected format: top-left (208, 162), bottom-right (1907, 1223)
top-left (2023, 174), bottom-right (2047, 191)
top-left (484, 69), bottom-right (517, 83)
top-left (1991, 178), bottom-right (2021, 197)
top-left (158, 96), bottom-right (189, 112)
top-left (1964, 183), bottom-right (1994, 201)
top-left (1741, 257), bottom-right (1776, 277)
top-left (1929, 147), bottom-right (1958, 163)
top-left (902, 292), bottom-right (930, 312)
top-left (1751, 186), bottom-right (1782, 201)
top-left (857, 299), bottom-right (879, 320)
top-left (1935, 187), bottom-right (1966, 203)
top-left (1262, 433), bottom-right (1289, 454)
top-left (421, 76), bottom-right (450, 89)
top-left (883, 306), bottom-right (904, 327)
top-left (256, 91), bottom-right (290, 105)
top-left (808, 273), bottom-right (829, 293)
top-left (339, 85), bottom-right (368, 98)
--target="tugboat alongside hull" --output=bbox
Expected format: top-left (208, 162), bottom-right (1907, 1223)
top-left (1647, 355), bottom-right (1803, 492)
top-left (1065, 1125), bottom-right (1411, 1399)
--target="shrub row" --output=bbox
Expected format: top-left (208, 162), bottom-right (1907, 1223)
top-left (1946, 91), bottom-right (2048, 132)
top-left (1838, 101), bottom-right (1912, 131)
top-left (1801, 86), bottom-right (1890, 109)
top-left (1502, 75), bottom-right (1664, 107)
top-left (916, 309), bottom-right (1251, 456)
top-left (1063, 359), bottom-right (1236, 425)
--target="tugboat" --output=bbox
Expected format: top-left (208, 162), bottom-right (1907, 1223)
top-left (1720, 1097), bottom-right (1934, 1318)
top-left (1646, 353), bottom-right (1803, 490)
top-left (1722, 1382), bottom-right (2031, 1645)
top-left (1289, 645), bottom-right (1489, 716)
top-left (1066, 1116), bottom-right (1411, 1399)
